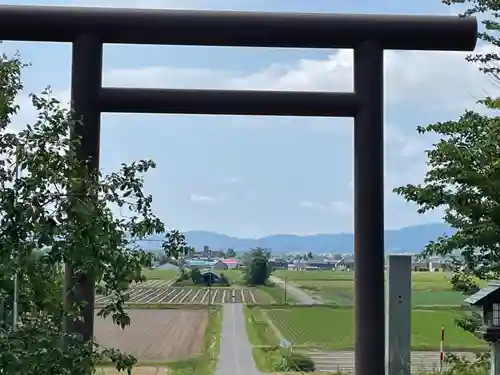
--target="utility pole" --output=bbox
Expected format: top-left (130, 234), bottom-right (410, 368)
top-left (12, 145), bottom-right (20, 330)
top-left (284, 276), bottom-right (287, 305)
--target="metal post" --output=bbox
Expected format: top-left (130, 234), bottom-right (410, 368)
top-left (64, 33), bottom-right (102, 343)
top-left (353, 39), bottom-right (385, 375)
top-left (492, 343), bottom-right (500, 375)
top-left (386, 255), bottom-right (412, 375)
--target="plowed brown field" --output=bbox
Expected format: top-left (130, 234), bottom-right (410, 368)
top-left (94, 309), bottom-right (208, 361)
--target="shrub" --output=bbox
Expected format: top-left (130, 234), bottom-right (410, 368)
top-left (284, 352), bottom-right (315, 372)
top-left (445, 351), bottom-right (490, 375)
top-left (451, 272), bottom-right (479, 294)
top-left (177, 270), bottom-right (189, 282)
top-left (219, 273), bottom-right (230, 286)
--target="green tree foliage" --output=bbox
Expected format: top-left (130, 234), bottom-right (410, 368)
top-left (450, 271), bottom-right (480, 293)
top-left (394, 86), bottom-right (500, 275)
top-left (225, 248), bottom-right (236, 258)
top-left (0, 46), bottom-right (183, 374)
top-left (219, 272), bottom-right (230, 285)
top-left (393, 0), bottom-right (500, 341)
top-left (283, 352), bottom-right (316, 372)
top-left (442, 0), bottom-right (500, 82)
top-left (190, 268), bottom-right (202, 284)
top-left (162, 230), bottom-right (191, 260)
top-left (243, 247), bottom-right (272, 285)
top-left (393, 0), bottom-right (500, 279)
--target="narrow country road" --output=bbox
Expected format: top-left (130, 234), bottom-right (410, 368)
top-left (215, 303), bottom-right (261, 375)
top-left (269, 275), bottom-right (322, 305)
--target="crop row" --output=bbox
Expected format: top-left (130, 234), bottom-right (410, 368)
top-left (96, 286), bottom-right (261, 305)
top-left (265, 307), bottom-right (485, 350)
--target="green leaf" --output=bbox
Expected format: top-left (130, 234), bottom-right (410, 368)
top-left (0, 45), bottom-right (177, 374)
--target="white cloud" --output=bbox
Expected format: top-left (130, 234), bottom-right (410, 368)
top-left (299, 200), bottom-right (328, 211)
top-left (102, 46), bottom-right (492, 104)
top-left (8, 34), bottom-right (495, 231)
top-left (99, 43), bottom-right (496, 154)
top-left (190, 194), bottom-right (220, 204)
top-left (229, 46), bottom-right (494, 112)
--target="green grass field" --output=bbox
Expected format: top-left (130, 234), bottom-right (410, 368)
top-left (244, 270), bottom-right (487, 353)
top-left (142, 268), bottom-right (179, 280)
top-left (272, 270), bottom-right (481, 307)
top-left (264, 306), bottom-right (485, 351)
top-left (273, 269), bottom-right (457, 284)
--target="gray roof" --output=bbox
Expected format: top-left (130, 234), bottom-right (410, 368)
top-left (464, 280), bottom-right (500, 305)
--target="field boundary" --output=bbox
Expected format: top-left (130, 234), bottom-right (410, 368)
top-left (261, 310), bottom-right (285, 342)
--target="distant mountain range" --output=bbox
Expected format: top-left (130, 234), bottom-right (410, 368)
top-left (136, 223), bottom-right (454, 254)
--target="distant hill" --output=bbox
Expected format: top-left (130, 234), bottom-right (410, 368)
top-left (136, 223), bottom-right (454, 254)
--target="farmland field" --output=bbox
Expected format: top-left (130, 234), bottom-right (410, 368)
top-left (94, 309), bottom-right (208, 361)
top-left (246, 271), bottom-right (487, 373)
top-left (273, 270), bottom-right (474, 306)
top-left (95, 280), bottom-right (265, 305)
top-left (296, 285), bottom-right (465, 307)
top-left (265, 306), bottom-right (486, 350)
top-left (273, 269), bottom-right (457, 285)
top-left (142, 268), bottom-right (179, 280)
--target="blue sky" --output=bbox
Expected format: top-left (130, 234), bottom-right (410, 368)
top-left (1, 0), bottom-right (492, 237)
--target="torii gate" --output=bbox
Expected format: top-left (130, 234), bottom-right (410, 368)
top-left (0, 6), bottom-right (476, 375)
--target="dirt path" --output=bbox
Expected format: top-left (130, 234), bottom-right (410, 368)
top-left (269, 276), bottom-right (322, 305)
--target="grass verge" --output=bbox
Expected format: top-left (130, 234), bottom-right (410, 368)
top-left (258, 283), bottom-right (298, 304)
top-left (252, 346), bottom-right (315, 373)
top-left (252, 347), bottom-right (284, 373)
top-left (244, 305), bottom-right (279, 346)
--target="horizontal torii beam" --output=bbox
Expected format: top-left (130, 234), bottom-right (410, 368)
top-left (0, 5), bottom-right (477, 51)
